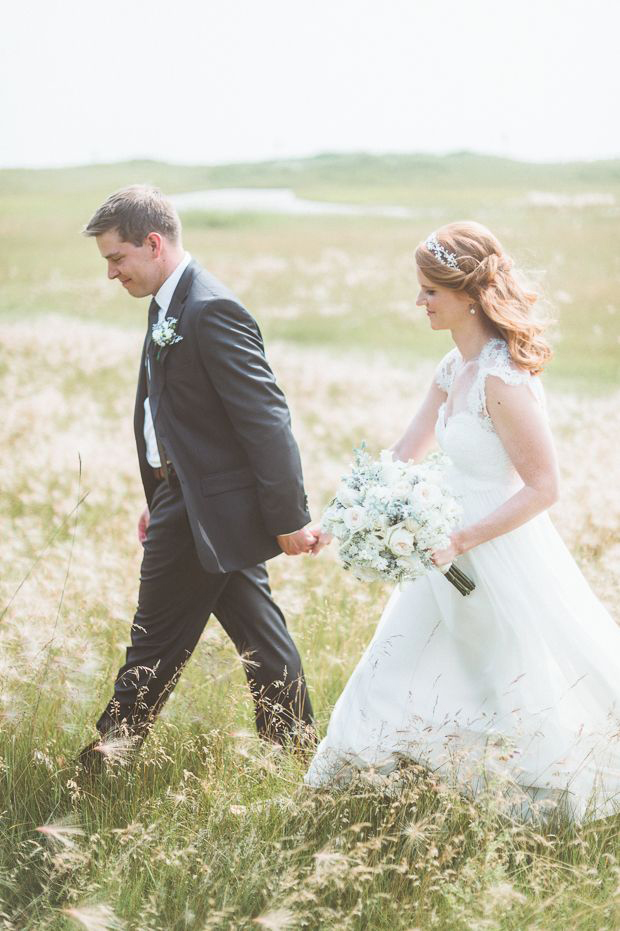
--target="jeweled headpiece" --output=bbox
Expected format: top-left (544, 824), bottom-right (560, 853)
top-left (425, 233), bottom-right (460, 270)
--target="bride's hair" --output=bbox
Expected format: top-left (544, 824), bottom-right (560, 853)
top-left (415, 220), bottom-right (552, 374)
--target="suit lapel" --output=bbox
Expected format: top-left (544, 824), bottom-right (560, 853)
top-left (157, 285), bottom-right (188, 367)
top-left (145, 259), bottom-right (198, 359)
top-left (145, 259), bottom-right (198, 420)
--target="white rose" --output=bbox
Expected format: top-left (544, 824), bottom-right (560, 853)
top-left (396, 553), bottom-right (426, 575)
top-left (410, 481), bottom-right (443, 510)
top-left (424, 510), bottom-right (449, 533)
top-left (366, 485), bottom-right (391, 505)
top-left (387, 526), bottom-right (415, 556)
top-left (392, 480), bottom-right (413, 499)
top-left (343, 505), bottom-right (369, 531)
top-left (381, 461), bottom-right (403, 485)
top-left (405, 519), bottom-right (422, 537)
top-left (336, 484), bottom-right (360, 507)
top-left (372, 513), bottom-right (390, 533)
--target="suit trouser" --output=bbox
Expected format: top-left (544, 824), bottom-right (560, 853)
top-left (96, 478), bottom-right (314, 742)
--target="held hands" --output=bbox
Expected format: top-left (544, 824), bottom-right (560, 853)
top-left (138, 507), bottom-right (333, 557)
top-left (309, 528), bottom-right (333, 556)
top-left (277, 525), bottom-right (318, 555)
top-left (277, 525), bottom-right (333, 557)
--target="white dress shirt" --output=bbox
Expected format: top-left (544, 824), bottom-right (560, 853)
top-left (143, 252), bottom-right (192, 467)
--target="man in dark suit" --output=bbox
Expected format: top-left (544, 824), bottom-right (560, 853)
top-left (80, 185), bottom-right (321, 765)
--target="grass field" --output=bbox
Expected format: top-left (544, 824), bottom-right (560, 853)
top-left (1, 154), bottom-right (620, 929)
top-left (1, 152), bottom-right (619, 385)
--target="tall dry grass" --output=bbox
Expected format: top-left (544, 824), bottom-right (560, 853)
top-left (1, 317), bottom-right (620, 929)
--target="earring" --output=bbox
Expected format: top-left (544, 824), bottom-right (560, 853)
top-left (469, 306), bottom-right (476, 315)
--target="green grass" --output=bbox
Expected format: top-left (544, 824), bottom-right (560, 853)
top-left (1, 153), bottom-right (618, 389)
top-left (1, 154), bottom-right (619, 929)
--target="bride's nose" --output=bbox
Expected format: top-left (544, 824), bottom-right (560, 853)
top-left (415, 291), bottom-right (426, 307)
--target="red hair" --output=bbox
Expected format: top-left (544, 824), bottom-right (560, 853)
top-left (415, 221), bottom-right (552, 374)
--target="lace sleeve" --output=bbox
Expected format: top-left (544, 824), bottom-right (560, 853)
top-left (469, 339), bottom-right (542, 421)
top-left (434, 348), bottom-right (460, 395)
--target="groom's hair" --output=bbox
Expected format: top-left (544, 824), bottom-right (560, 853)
top-left (83, 185), bottom-right (181, 246)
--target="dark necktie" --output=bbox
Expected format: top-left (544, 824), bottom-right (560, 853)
top-left (145, 298), bottom-right (170, 483)
top-left (146, 297), bottom-right (159, 372)
top-left (147, 297), bottom-right (159, 337)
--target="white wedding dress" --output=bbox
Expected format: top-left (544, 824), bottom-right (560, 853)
top-left (304, 338), bottom-right (620, 821)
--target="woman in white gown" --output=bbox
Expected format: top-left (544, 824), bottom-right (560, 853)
top-left (304, 221), bottom-right (620, 821)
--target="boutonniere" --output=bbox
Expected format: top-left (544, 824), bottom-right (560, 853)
top-left (151, 317), bottom-right (183, 360)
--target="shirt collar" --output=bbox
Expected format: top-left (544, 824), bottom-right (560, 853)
top-left (154, 252), bottom-right (192, 314)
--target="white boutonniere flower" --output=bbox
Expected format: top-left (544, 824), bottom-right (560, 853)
top-left (151, 317), bottom-right (183, 360)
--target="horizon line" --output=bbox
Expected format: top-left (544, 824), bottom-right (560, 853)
top-left (2, 146), bottom-right (620, 173)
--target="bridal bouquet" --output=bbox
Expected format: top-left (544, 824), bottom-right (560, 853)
top-left (320, 445), bottom-right (475, 596)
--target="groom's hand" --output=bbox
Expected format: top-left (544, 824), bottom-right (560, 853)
top-left (138, 506), bottom-right (150, 545)
top-left (277, 525), bottom-right (319, 556)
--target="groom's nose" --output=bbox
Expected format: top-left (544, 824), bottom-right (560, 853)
top-left (107, 263), bottom-right (119, 280)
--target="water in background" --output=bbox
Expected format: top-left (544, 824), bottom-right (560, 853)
top-left (171, 187), bottom-right (415, 218)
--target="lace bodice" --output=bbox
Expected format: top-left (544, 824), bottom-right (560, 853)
top-left (435, 338), bottom-right (545, 490)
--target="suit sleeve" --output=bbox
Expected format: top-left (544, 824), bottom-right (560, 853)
top-left (195, 298), bottom-right (311, 536)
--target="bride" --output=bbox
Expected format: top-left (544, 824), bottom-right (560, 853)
top-left (304, 221), bottom-right (620, 821)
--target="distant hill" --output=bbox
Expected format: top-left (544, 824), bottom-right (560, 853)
top-left (1, 151), bottom-right (619, 205)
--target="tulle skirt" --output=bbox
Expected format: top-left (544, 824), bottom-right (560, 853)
top-left (304, 476), bottom-right (620, 821)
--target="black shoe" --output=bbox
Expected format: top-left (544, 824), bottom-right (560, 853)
top-left (76, 737), bottom-right (106, 774)
top-left (77, 729), bottom-right (141, 774)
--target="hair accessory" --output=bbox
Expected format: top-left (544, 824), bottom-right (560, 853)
top-left (425, 234), bottom-right (460, 270)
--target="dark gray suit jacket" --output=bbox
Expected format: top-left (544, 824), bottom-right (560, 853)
top-left (134, 258), bottom-right (311, 574)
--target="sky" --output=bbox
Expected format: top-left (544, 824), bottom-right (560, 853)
top-left (1, 0), bottom-right (619, 169)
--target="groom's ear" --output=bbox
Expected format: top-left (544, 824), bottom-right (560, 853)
top-left (145, 232), bottom-right (163, 258)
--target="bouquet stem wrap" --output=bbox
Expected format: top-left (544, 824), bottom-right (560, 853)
top-left (442, 563), bottom-right (476, 596)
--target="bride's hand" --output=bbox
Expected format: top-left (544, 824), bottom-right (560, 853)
top-left (309, 528), bottom-right (333, 556)
top-left (431, 532), bottom-right (463, 568)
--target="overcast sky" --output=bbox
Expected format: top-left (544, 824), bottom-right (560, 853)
top-left (1, 0), bottom-right (618, 169)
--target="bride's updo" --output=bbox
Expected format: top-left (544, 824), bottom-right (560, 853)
top-left (415, 220), bottom-right (552, 374)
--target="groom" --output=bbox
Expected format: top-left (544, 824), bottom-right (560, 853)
top-left (79, 184), bottom-right (319, 766)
